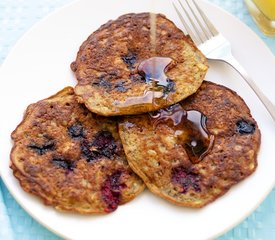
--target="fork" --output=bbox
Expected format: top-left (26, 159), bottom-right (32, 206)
top-left (172, 0), bottom-right (275, 121)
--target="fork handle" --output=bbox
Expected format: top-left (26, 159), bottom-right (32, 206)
top-left (222, 54), bottom-right (275, 121)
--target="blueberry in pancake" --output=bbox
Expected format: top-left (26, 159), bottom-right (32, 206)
top-left (10, 87), bottom-right (145, 214)
top-left (71, 12), bottom-right (208, 116)
top-left (118, 81), bottom-right (260, 208)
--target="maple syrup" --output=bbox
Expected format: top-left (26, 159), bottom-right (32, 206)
top-left (138, 57), bottom-right (173, 89)
top-left (114, 90), bottom-right (163, 109)
top-left (149, 12), bottom-right (157, 54)
top-left (114, 57), bottom-right (175, 109)
top-left (150, 104), bottom-right (214, 163)
top-left (149, 104), bottom-right (186, 127)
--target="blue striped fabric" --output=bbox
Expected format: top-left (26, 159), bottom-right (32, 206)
top-left (0, 0), bottom-right (274, 239)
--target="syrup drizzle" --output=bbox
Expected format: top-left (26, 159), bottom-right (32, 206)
top-left (150, 104), bottom-right (214, 163)
top-left (149, 12), bottom-right (157, 55)
top-left (149, 104), bottom-right (186, 127)
top-left (113, 10), bottom-right (175, 111)
top-left (114, 57), bottom-right (175, 109)
top-left (114, 90), bottom-right (163, 109)
top-left (138, 57), bottom-right (173, 88)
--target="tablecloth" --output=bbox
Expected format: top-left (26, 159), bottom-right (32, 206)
top-left (0, 0), bottom-right (275, 239)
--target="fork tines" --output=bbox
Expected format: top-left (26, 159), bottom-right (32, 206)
top-left (172, 0), bottom-right (218, 46)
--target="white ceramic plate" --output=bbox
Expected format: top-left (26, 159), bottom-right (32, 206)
top-left (0, 0), bottom-right (275, 239)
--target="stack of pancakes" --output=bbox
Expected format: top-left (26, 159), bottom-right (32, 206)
top-left (10, 13), bottom-right (260, 214)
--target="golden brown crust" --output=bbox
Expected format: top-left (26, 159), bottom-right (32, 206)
top-left (118, 81), bottom-right (261, 208)
top-left (72, 13), bottom-right (208, 116)
top-left (10, 87), bottom-right (145, 214)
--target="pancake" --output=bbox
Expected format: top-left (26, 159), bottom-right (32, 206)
top-left (118, 81), bottom-right (261, 208)
top-left (71, 12), bottom-right (208, 116)
top-left (10, 87), bottom-right (145, 214)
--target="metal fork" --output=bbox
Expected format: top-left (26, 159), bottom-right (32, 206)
top-left (172, 0), bottom-right (275, 121)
